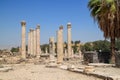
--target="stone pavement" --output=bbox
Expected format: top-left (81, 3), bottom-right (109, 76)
top-left (61, 63), bottom-right (120, 80)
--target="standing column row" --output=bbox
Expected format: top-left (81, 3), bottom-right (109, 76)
top-left (28, 25), bottom-right (41, 58)
top-left (56, 23), bottom-right (72, 63)
top-left (21, 20), bottom-right (72, 61)
top-left (21, 20), bottom-right (41, 59)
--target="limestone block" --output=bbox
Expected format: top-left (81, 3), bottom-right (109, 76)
top-left (59, 65), bottom-right (68, 70)
top-left (84, 66), bottom-right (95, 73)
top-left (0, 66), bottom-right (12, 72)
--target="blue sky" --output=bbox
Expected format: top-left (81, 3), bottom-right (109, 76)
top-left (0, 0), bottom-right (104, 49)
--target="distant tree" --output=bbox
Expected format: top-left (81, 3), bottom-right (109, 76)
top-left (71, 41), bottom-right (74, 44)
top-left (41, 44), bottom-right (49, 53)
top-left (0, 49), bottom-right (1, 52)
top-left (75, 40), bottom-right (80, 44)
top-left (11, 47), bottom-right (19, 53)
top-left (72, 45), bottom-right (77, 53)
top-left (80, 40), bottom-right (110, 52)
top-left (115, 39), bottom-right (120, 50)
top-left (73, 40), bottom-right (81, 53)
top-left (83, 42), bottom-right (94, 51)
top-left (64, 42), bottom-right (67, 49)
top-left (55, 42), bottom-right (57, 53)
top-left (26, 45), bottom-right (28, 51)
top-left (93, 40), bottom-right (110, 52)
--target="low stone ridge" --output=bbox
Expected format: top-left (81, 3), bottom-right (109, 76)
top-left (59, 65), bottom-right (68, 70)
top-left (0, 66), bottom-right (12, 72)
top-left (83, 66), bottom-right (95, 73)
top-left (88, 63), bottom-right (114, 67)
top-left (64, 64), bottom-right (120, 80)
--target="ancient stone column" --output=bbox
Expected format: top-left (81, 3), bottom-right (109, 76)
top-left (33, 30), bottom-right (37, 56)
top-left (45, 47), bottom-right (48, 54)
top-left (79, 50), bottom-right (82, 59)
top-left (57, 26), bottom-right (64, 63)
top-left (59, 26), bottom-right (64, 52)
top-left (36, 25), bottom-right (41, 58)
top-left (49, 37), bottom-right (55, 54)
top-left (21, 21), bottom-right (26, 59)
top-left (30, 29), bottom-right (34, 56)
top-left (71, 48), bottom-right (74, 57)
top-left (67, 23), bottom-right (72, 59)
top-left (29, 29), bottom-right (32, 55)
top-left (28, 32), bottom-right (31, 55)
top-left (64, 49), bottom-right (67, 58)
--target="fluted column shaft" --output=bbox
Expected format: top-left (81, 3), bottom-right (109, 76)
top-left (57, 26), bottom-right (63, 63)
top-left (45, 47), bottom-right (48, 53)
top-left (36, 25), bottom-right (41, 58)
top-left (28, 32), bottom-right (30, 54)
top-left (21, 21), bottom-right (26, 59)
top-left (67, 23), bottom-right (72, 58)
top-left (30, 29), bottom-right (34, 56)
top-left (49, 37), bottom-right (55, 54)
top-left (33, 30), bottom-right (37, 56)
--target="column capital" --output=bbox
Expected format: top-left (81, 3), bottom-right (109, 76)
top-left (36, 24), bottom-right (40, 29)
top-left (59, 25), bottom-right (63, 30)
top-left (21, 20), bottom-right (26, 26)
top-left (30, 28), bottom-right (34, 32)
top-left (49, 37), bottom-right (54, 42)
top-left (67, 22), bottom-right (71, 28)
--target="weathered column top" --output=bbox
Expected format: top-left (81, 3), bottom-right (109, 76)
top-left (49, 37), bottom-right (54, 42)
top-left (67, 22), bottom-right (71, 28)
top-left (36, 24), bottom-right (40, 29)
top-left (59, 25), bottom-right (63, 30)
top-left (21, 20), bottom-right (26, 26)
top-left (30, 28), bottom-right (34, 32)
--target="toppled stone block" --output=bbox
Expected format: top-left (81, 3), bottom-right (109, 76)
top-left (0, 66), bottom-right (12, 72)
top-left (0, 58), bottom-right (5, 64)
top-left (59, 65), bottom-right (68, 70)
top-left (83, 66), bottom-right (95, 73)
top-left (67, 65), bottom-right (76, 70)
top-left (46, 63), bottom-right (58, 68)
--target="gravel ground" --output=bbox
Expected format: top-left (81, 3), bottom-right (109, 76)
top-left (0, 63), bottom-right (102, 80)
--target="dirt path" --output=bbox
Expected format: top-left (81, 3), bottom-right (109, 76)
top-left (0, 63), bottom-right (102, 80)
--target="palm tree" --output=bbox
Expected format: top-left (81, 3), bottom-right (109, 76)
top-left (88, 0), bottom-right (120, 63)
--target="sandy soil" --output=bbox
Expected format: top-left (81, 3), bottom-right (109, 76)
top-left (0, 63), bottom-right (102, 80)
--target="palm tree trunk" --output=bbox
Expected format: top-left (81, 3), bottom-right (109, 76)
top-left (111, 36), bottom-right (115, 64)
top-left (110, 13), bottom-right (115, 64)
